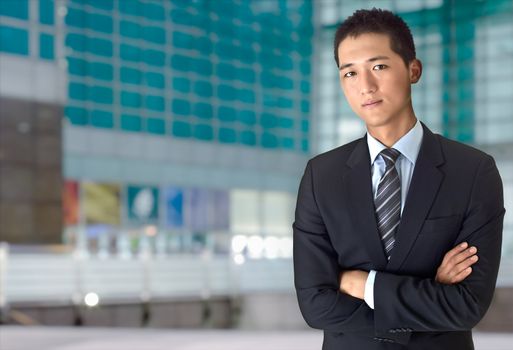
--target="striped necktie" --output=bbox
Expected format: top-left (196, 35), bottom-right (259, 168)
top-left (374, 148), bottom-right (401, 260)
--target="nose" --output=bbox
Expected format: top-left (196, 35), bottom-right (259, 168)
top-left (360, 71), bottom-right (377, 95)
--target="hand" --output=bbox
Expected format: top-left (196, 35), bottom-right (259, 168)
top-left (339, 270), bottom-right (368, 300)
top-left (435, 242), bottom-right (478, 284)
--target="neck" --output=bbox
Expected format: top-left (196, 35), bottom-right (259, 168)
top-left (367, 115), bottom-right (417, 147)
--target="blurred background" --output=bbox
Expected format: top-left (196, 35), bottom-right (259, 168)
top-left (0, 0), bottom-right (512, 348)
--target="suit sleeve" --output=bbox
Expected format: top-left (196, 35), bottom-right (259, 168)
top-left (374, 154), bottom-right (505, 333)
top-left (293, 160), bottom-right (375, 335)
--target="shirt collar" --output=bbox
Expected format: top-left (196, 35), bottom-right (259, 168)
top-left (366, 118), bottom-right (423, 165)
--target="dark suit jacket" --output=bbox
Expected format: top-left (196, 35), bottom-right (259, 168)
top-left (293, 121), bottom-right (505, 349)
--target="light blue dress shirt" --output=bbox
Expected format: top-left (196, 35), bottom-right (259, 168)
top-left (363, 118), bottom-right (424, 309)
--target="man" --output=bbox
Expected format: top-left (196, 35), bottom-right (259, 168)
top-left (293, 8), bottom-right (505, 349)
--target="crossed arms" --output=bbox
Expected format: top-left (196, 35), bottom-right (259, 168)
top-left (293, 155), bottom-right (505, 342)
top-left (339, 241), bottom-right (480, 301)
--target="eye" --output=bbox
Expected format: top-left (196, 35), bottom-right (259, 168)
top-left (343, 71), bottom-right (356, 78)
top-left (373, 64), bottom-right (387, 70)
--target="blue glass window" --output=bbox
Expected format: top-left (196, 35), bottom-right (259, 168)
top-left (193, 81), bottom-right (212, 98)
top-left (278, 117), bottom-right (294, 129)
top-left (237, 68), bottom-right (255, 84)
top-left (300, 60), bottom-right (311, 75)
top-left (146, 95), bottom-right (165, 112)
top-left (217, 106), bottom-right (236, 122)
top-left (145, 72), bottom-right (165, 89)
top-left (172, 121), bottom-right (192, 138)
top-left (65, 106), bottom-right (88, 125)
top-left (121, 91), bottom-right (142, 108)
top-left (301, 139), bottom-right (309, 152)
top-left (66, 8), bottom-right (86, 29)
top-left (121, 114), bottom-right (142, 132)
top-left (281, 137), bottom-right (295, 149)
top-left (0, 26), bottom-right (28, 56)
top-left (261, 132), bottom-right (279, 148)
top-left (171, 54), bottom-right (190, 72)
top-left (84, 0), bottom-right (114, 11)
top-left (90, 62), bottom-right (113, 81)
top-left (300, 81), bottom-right (310, 94)
top-left (218, 63), bottom-right (235, 80)
top-left (68, 57), bottom-right (87, 76)
top-left (238, 110), bottom-right (256, 125)
top-left (261, 113), bottom-right (278, 128)
top-left (218, 85), bottom-right (236, 101)
top-left (66, 33), bottom-right (86, 53)
top-left (144, 2), bottom-right (164, 21)
top-left (172, 99), bottom-right (190, 115)
top-left (143, 26), bottom-right (165, 45)
top-left (120, 67), bottom-right (141, 85)
top-left (39, 0), bottom-right (54, 25)
top-left (119, 0), bottom-right (139, 16)
top-left (120, 44), bottom-right (140, 62)
top-left (89, 12), bottom-right (113, 33)
top-left (238, 89), bottom-right (255, 104)
top-left (120, 20), bottom-right (140, 40)
top-left (219, 128), bottom-right (237, 143)
top-left (39, 33), bottom-right (54, 59)
top-left (90, 109), bottom-right (114, 129)
top-left (0, 0), bottom-right (28, 19)
top-left (301, 119), bottom-right (309, 133)
top-left (69, 82), bottom-right (88, 101)
top-left (89, 37), bottom-right (113, 57)
top-left (65, 5), bottom-right (112, 32)
top-left (193, 124), bottom-right (214, 140)
top-left (147, 118), bottom-right (166, 135)
top-left (301, 100), bottom-right (310, 113)
top-left (91, 86), bottom-right (113, 104)
top-left (277, 97), bottom-right (293, 109)
top-left (193, 103), bottom-right (213, 120)
top-left (173, 31), bottom-right (194, 50)
top-left (172, 77), bottom-right (190, 93)
top-left (143, 49), bottom-right (165, 67)
top-left (240, 130), bottom-right (256, 146)
top-left (194, 58), bottom-right (213, 75)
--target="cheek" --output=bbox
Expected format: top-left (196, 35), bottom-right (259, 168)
top-left (341, 84), bottom-right (359, 105)
top-left (387, 76), bottom-right (410, 95)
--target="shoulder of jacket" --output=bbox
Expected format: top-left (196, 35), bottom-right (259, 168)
top-left (435, 133), bottom-right (494, 164)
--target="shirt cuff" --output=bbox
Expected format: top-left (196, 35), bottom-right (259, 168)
top-left (364, 270), bottom-right (376, 309)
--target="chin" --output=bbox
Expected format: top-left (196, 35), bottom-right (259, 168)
top-left (360, 115), bottom-right (392, 128)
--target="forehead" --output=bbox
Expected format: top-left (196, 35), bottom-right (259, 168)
top-left (337, 33), bottom-right (397, 64)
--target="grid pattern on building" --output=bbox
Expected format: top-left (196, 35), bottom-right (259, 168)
top-left (64, 0), bottom-right (312, 152)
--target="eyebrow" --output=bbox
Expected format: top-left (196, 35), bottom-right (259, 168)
top-left (338, 56), bottom-right (390, 71)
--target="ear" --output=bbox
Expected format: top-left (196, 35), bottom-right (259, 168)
top-left (409, 59), bottom-right (422, 84)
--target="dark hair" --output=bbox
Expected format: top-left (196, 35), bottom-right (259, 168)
top-left (333, 8), bottom-right (416, 67)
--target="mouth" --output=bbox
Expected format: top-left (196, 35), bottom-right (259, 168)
top-left (362, 100), bottom-right (383, 108)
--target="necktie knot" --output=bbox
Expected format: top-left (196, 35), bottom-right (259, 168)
top-left (380, 148), bottom-right (401, 167)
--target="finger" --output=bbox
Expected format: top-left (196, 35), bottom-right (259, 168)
top-left (449, 246), bottom-right (478, 266)
top-left (438, 253), bottom-right (478, 283)
top-left (453, 254), bottom-right (479, 273)
top-left (451, 266), bottom-right (473, 283)
top-left (443, 242), bottom-right (469, 262)
top-left (445, 255), bottom-right (479, 283)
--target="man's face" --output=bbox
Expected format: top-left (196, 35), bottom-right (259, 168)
top-left (337, 33), bottom-right (420, 129)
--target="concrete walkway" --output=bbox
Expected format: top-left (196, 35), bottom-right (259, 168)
top-left (1, 326), bottom-right (512, 350)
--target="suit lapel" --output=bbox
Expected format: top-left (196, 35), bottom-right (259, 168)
top-left (342, 135), bottom-right (388, 270)
top-left (387, 122), bottom-right (445, 271)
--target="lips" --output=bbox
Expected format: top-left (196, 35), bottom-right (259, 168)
top-left (362, 99), bottom-right (383, 107)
